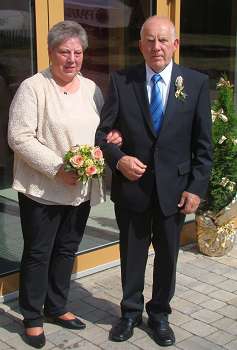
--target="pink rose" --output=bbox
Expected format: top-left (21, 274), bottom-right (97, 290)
top-left (86, 166), bottom-right (97, 176)
top-left (70, 155), bottom-right (84, 168)
top-left (91, 147), bottom-right (103, 160)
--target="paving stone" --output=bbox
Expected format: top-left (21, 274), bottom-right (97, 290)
top-left (206, 330), bottom-right (236, 346)
top-left (217, 304), bottom-right (237, 319)
top-left (228, 296), bottom-right (237, 306)
top-left (189, 281), bottom-right (219, 295)
top-left (172, 325), bottom-right (192, 343)
top-left (78, 324), bottom-right (109, 345)
top-left (218, 257), bottom-right (237, 269)
top-left (61, 339), bottom-right (101, 349)
top-left (68, 299), bottom-right (97, 317)
top-left (174, 283), bottom-right (189, 296)
top-left (47, 329), bottom-right (83, 347)
top-left (224, 269), bottom-right (237, 280)
top-left (82, 295), bottom-right (117, 313)
top-left (80, 309), bottom-right (111, 326)
top-left (169, 310), bottom-right (192, 326)
top-left (218, 279), bottom-right (237, 292)
top-left (197, 272), bottom-right (227, 284)
top-left (0, 313), bottom-right (15, 326)
top-left (191, 309), bottom-right (223, 323)
top-left (213, 317), bottom-right (237, 335)
top-left (181, 290), bottom-right (211, 304)
top-left (94, 314), bottom-right (118, 331)
top-left (211, 290), bottom-right (237, 302)
top-left (205, 262), bottom-right (234, 275)
top-left (177, 335), bottom-right (224, 350)
top-left (6, 333), bottom-right (55, 349)
top-left (100, 340), bottom-right (141, 349)
top-left (0, 321), bottom-right (24, 341)
top-left (1, 243), bottom-right (237, 349)
top-left (0, 340), bottom-right (12, 350)
top-left (171, 296), bottom-right (202, 314)
top-left (225, 338), bottom-right (237, 350)
top-left (181, 319), bottom-right (217, 337)
top-left (176, 273), bottom-right (197, 287)
top-left (133, 335), bottom-right (178, 350)
top-left (202, 299), bottom-right (226, 311)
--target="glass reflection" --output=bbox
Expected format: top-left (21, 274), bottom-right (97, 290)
top-left (0, 0), bottom-right (36, 275)
top-left (180, 0), bottom-right (237, 99)
top-left (64, 0), bottom-right (152, 252)
top-left (65, 0), bottom-right (152, 95)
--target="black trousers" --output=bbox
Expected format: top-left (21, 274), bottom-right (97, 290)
top-left (114, 200), bottom-right (185, 322)
top-left (18, 193), bottom-right (90, 328)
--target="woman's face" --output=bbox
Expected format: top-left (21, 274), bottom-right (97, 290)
top-left (48, 37), bottom-right (83, 83)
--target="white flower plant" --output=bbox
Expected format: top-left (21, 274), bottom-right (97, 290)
top-left (200, 76), bottom-right (237, 213)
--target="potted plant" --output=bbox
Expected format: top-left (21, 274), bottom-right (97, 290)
top-left (196, 76), bottom-right (237, 256)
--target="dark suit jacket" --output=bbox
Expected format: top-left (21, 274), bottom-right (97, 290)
top-left (95, 63), bottom-right (212, 216)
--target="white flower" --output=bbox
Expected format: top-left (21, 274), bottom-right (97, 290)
top-left (218, 135), bottom-right (227, 144)
top-left (175, 76), bottom-right (187, 101)
top-left (175, 76), bottom-right (183, 89)
top-left (211, 109), bottom-right (228, 123)
top-left (227, 181), bottom-right (236, 192)
top-left (220, 177), bottom-right (236, 192)
top-left (220, 177), bottom-right (229, 187)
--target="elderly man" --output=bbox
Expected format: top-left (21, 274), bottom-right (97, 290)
top-left (96, 16), bottom-right (212, 347)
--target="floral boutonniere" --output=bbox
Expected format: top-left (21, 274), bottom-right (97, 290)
top-left (175, 76), bottom-right (187, 101)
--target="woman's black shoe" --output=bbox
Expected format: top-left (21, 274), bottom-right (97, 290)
top-left (24, 332), bottom-right (46, 349)
top-left (46, 316), bottom-right (86, 330)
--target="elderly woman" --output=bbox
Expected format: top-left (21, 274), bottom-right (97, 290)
top-left (8, 21), bottom-right (120, 349)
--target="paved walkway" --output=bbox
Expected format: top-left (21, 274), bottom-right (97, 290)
top-left (0, 243), bottom-right (237, 349)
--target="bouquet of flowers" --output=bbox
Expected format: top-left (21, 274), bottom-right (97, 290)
top-left (63, 145), bottom-right (105, 184)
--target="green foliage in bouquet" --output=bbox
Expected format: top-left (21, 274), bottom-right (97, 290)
top-left (203, 76), bottom-right (237, 213)
top-left (63, 145), bottom-right (105, 184)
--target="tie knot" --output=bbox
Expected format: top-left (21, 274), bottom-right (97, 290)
top-left (151, 74), bottom-right (161, 85)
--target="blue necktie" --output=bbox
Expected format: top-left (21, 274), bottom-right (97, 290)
top-left (150, 74), bottom-right (164, 134)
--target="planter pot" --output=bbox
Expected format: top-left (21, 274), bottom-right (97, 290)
top-left (196, 200), bottom-right (237, 257)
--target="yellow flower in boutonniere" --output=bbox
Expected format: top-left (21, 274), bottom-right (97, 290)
top-left (175, 76), bottom-right (187, 102)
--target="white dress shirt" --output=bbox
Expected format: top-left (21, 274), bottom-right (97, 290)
top-left (146, 60), bottom-right (173, 112)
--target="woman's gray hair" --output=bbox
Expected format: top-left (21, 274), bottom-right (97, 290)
top-left (48, 20), bottom-right (88, 51)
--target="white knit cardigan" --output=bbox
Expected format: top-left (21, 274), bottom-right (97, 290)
top-left (8, 68), bottom-right (105, 206)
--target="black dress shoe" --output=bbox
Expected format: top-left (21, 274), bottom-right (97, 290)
top-left (46, 316), bottom-right (86, 330)
top-left (24, 332), bottom-right (46, 349)
top-left (109, 317), bottom-right (142, 342)
top-left (148, 318), bottom-right (175, 347)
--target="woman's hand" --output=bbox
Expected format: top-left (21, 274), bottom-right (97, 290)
top-left (106, 129), bottom-right (123, 147)
top-left (55, 165), bottom-right (78, 186)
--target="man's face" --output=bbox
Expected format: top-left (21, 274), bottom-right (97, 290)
top-left (139, 18), bottom-right (179, 73)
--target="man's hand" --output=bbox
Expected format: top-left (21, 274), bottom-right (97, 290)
top-left (117, 155), bottom-right (147, 181)
top-left (178, 191), bottom-right (201, 214)
top-left (106, 129), bottom-right (122, 147)
top-left (55, 165), bottom-right (78, 186)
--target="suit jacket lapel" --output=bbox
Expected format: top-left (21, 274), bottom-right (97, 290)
top-left (160, 63), bottom-right (182, 134)
top-left (132, 64), bottom-right (157, 138)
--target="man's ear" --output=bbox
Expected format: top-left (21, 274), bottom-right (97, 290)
top-left (174, 38), bottom-right (179, 50)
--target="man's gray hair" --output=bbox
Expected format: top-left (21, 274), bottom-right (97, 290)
top-left (48, 20), bottom-right (88, 51)
top-left (140, 16), bottom-right (177, 40)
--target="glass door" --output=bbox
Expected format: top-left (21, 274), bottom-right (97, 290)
top-left (180, 0), bottom-right (237, 100)
top-left (0, 0), bottom-right (44, 277)
top-left (63, 0), bottom-right (155, 255)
